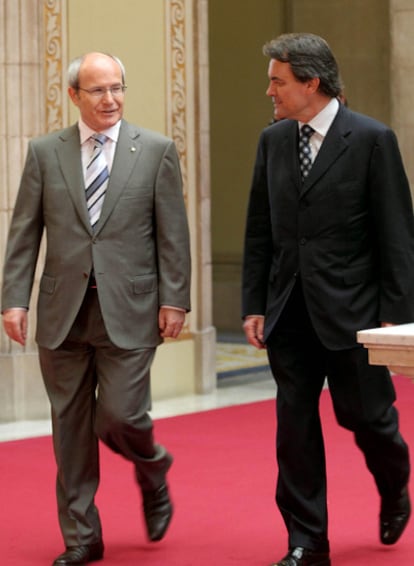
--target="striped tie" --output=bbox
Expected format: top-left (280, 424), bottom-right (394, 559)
top-left (85, 133), bottom-right (109, 228)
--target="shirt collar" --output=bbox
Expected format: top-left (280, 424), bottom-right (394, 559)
top-left (78, 118), bottom-right (122, 144)
top-left (299, 97), bottom-right (340, 138)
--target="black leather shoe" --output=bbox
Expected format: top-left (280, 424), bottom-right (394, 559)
top-left (142, 483), bottom-right (173, 541)
top-left (270, 546), bottom-right (331, 566)
top-left (53, 540), bottom-right (104, 565)
top-left (380, 486), bottom-right (411, 545)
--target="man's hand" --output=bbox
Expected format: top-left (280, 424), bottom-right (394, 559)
top-left (2, 308), bottom-right (28, 346)
top-left (158, 307), bottom-right (186, 339)
top-left (243, 315), bottom-right (266, 349)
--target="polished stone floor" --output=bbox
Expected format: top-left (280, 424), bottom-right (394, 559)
top-left (0, 336), bottom-right (276, 442)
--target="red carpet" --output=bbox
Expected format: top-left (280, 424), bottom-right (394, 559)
top-left (1, 375), bottom-right (414, 565)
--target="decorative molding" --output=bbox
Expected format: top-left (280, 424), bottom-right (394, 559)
top-left (166, 0), bottom-right (188, 202)
top-left (166, 0), bottom-right (192, 338)
top-left (44, 0), bottom-right (67, 132)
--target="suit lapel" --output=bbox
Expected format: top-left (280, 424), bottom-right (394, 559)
top-left (56, 125), bottom-right (92, 233)
top-left (94, 120), bottom-right (143, 233)
top-left (301, 106), bottom-right (351, 197)
top-left (280, 122), bottom-right (302, 192)
top-left (56, 121), bottom-right (143, 234)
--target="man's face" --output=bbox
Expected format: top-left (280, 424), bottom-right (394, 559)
top-left (68, 53), bottom-right (125, 132)
top-left (266, 59), bottom-right (312, 122)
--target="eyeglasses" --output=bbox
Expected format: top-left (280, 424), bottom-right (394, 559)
top-left (77, 85), bottom-right (127, 98)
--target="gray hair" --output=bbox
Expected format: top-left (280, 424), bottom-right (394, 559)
top-left (263, 33), bottom-right (343, 98)
top-left (67, 53), bottom-right (126, 89)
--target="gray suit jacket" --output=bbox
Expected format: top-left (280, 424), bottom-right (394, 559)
top-left (2, 120), bottom-right (191, 349)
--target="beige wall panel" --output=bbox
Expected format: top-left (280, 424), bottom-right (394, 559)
top-left (392, 0), bottom-right (414, 8)
top-left (390, 1), bottom-right (414, 197)
top-left (5, 64), bottom-right (23, 137)
top-left (0, 356), bottom-right (15, 421)
top-left (21, 1), bottom-right (42, 63)
top-left (209, 0), bottom-right (285, 260)
top-left (0, 144), bottom-right (6, 211)
top-left (152, 339), bottom-right (196, 399)
top-left (67, 0), bottom-right (166, 134)
top-left (0, 212), bottom-right (9, 328)
top-left (209, 0), bottom-right (285, 331)
top-left (0, 65), bottom-right (4, 137)
top-left (285, 0), bottom-right (390, 123)
top-left (0, 0), bottom-right (4, 64)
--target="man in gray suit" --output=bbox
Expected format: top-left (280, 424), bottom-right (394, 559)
top-left (242, 34), bottom-right (414, 566)
top-left (2, 52), bottom-right (191, 565)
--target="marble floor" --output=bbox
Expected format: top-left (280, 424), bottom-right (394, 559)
top-left (0, 337), bottom-right (276, 443)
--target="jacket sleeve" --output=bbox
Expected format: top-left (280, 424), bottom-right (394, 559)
top-left (370, 127), bottom-right (414, 323)
top-left (1, 141), bottom-right (44, 311)
top-left (154, 140), bottom-right (191, 312)
top-left (241, 131), bottom-right (273, 318)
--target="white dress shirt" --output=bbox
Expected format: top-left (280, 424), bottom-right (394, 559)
top-left (298, 97), bottom-right (340, 162)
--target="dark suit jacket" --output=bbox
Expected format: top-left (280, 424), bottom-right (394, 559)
top-left (242, 104), bottom-right (414, 349)
top-left (2, 120), bottom-right (191, 350)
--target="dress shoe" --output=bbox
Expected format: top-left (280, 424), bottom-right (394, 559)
top-left (142, 483), bottom-right (173, 541)
top-left (270, 546), bottom-right (331, 566)
top-left (52, 540), bottom-right (104, 565)
top-left (380, 486), bottom-right (411, 545)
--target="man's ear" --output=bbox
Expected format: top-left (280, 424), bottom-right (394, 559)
top-left (68, 87), bottom-right (80, 106)
top-left (306, 77), bottom-right (320, 95)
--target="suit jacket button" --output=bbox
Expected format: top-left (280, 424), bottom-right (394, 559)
top-left (300, 237), bottom-right (307, 245)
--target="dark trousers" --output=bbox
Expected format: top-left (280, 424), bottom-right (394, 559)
top-left (266, 282), bottom-right (410, 551)
top-left (38, 288), bottom-right (172, 546)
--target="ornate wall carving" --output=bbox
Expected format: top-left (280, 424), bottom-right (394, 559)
top-left (165, 0), bottom-right (188, 204)
top-left (44, 0), bottom-right (67, 132)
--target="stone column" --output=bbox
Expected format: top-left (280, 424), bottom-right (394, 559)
top-left (165, 0), bottom-right (216, 393)
top-left (0, 0), bottom-right (61, 420)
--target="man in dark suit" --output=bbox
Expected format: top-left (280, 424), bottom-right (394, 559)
top-left (1, 52), bottom-right (191, 565)
top-left (242, 33), bottom-right (414, 566)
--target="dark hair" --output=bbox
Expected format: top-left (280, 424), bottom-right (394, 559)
top-left (263, 33), bottom-right (343, 98)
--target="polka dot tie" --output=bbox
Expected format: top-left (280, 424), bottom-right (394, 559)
top-left (298, 124), bottom-right (314, 182)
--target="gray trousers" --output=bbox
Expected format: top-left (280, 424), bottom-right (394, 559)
top-left (38, 288), bottom-right (172, 546)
